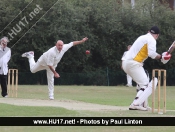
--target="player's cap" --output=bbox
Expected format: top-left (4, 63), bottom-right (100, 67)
top-left (149, 26), bottom-right (160, 34)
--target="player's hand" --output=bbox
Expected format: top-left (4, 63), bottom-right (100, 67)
top-left (54, 72), bottom-right (60, 78)
top-left (161, 52), bottom-right (171, 64)
top-left (82, 37), bottom-right (88, 42)
top-left (162, 52), bottom-right (171, 60)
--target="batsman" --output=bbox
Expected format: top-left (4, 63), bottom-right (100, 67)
top-left (121, 26), bottom-right (171, 111)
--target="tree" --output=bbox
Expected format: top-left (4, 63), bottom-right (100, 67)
top-left (1, 0), bottom-right (175, 85)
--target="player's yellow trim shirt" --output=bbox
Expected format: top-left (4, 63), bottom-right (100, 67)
top-left (122, 33), bottom-right (158, 63)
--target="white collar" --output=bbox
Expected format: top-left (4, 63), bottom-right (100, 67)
top-left (55, 46), bottom-right (61, 53)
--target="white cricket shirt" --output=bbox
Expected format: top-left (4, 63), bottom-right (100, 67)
top-left (121, 51), bottom-right (128, 59)
top-left (122, 33), bottom-right (158, 63)
top-left (38, 42), bottom-right (73, 67)
top-left (0, 47), bottom-right (11, 75)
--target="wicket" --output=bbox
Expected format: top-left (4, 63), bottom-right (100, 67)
top-left (152, 69), bottom-right (166, 114)
top-left (7, 69), bottom-right (18, 97)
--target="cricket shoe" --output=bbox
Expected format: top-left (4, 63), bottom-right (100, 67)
top-left (49, 96), bottom-right (54, 100)
top-left (129, 104), bottom-right (147, 111)
top-left (145, 106), bottom-right (152, 111)
top-left (21, 51), bottom-right (34, 58)
top-left (142, 103), bottom-right (151, 111)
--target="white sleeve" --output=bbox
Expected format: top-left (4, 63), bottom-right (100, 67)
top-left (148, 40), bottom-right (158, 59)
top-left (63, 42), bottom-right (73, 52)
top-left (7, 49), bottom-right (11, 62)
top-left (46, 52), bottom-right (55, 66)
top-left (4, 48), bottom-right (11, 63)
top-left (121, 51), bottom-right (127, 60)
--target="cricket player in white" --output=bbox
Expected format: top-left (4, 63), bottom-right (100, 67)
top-left (0, 37), bottom-right (11, 97)
top-left (122, 26), bottom-right (171, 111)
top-left (22, 37), bottom-right (88, 100)
top-left (122, 45), bottom-right (133, 87)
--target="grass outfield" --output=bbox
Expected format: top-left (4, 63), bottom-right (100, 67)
top-left (1, 126), bottom-right (175, 132)
top-left (17, 85), bottom-right (175, 110)
top-left (1, 85), bottom-right (175, 132)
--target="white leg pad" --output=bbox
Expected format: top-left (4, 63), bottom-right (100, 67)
top-left (143, 98), bottom-right (148, 107)
top-left (136, 90), bottom-right (144, 98)
top-left (133, 77), bottom-right (158, 105)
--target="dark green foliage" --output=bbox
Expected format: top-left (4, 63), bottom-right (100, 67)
top-left (1, 0), bottom-right (175, 85)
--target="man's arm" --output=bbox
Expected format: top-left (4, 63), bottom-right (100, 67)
top-left (48, 65), bottom-right (60, 78)
top-left (154, 54), bottom-right (162, 60)
top-left (3, 48), bottom-right (11, 63)
top-left (73, 37), bottom-right (88, 46)
top-left (7, 48), bottom-right (11, 62)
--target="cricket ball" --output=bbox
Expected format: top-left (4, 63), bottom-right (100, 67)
top-left (86, 50), bottom-right (90, 55)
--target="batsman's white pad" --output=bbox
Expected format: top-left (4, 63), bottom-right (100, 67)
top-left (136, 89), bottom-right (144, 97)
top-left (135, 69), bottom-right (150, 91)
top-left (133, 77), bottom-right (158, 106)
top-left (142, 98), bottom-right (148, 107)
top-left (136, 85), bottom-right (140, 92)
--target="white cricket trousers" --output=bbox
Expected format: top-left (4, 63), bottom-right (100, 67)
top-left (28, 56), bottom-right (54, 98)
top-left (122, 60), bottom-right (156, 106)
top-left (122, 60), bottom-right (149, 89)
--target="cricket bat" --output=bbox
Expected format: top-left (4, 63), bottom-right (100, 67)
top-left (167, 41), bottom-right (175, 54)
